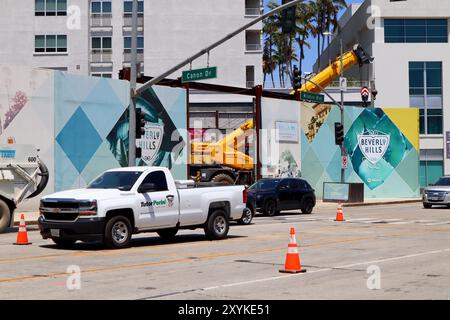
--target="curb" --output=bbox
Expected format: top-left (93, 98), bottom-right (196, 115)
top-left (343, 199), bottom-right (422, 207)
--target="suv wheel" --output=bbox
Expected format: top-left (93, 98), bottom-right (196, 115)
top-left (263, 199), bottom-right (277, 217)
top-left (204, 210), bottom-right (229, 240)
top-left (301, 198), bottom-right (315, 214)
top-left (104, 216), bottom-right (132, 249)
top-left (423, 203), bottom-right (432, 209)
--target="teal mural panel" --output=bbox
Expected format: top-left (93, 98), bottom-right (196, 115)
top-left (301, 104), bottom-right (420, 199)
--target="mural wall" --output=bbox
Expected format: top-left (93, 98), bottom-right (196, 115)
top-left (261, 97), bottom-right (301, 178)
top-left (300, 102), bottom-right (420, 199)
top-left (0, 66), bottom-right (187, 209)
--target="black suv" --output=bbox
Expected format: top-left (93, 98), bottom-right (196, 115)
top-left (247, 178), bottom-right (316, 216)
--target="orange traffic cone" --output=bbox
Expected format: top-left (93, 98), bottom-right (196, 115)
top-left (335, 202), bottom-right (345, 221)
top-left (14, 214), bottom-right (31, 245)
top-left (279, 228), bottom-right (306, 273)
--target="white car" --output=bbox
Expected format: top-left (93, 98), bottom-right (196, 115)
top-left (422, 176), bottom-right (450, 209)
top-left (38, 167), bottom-right (249, 248)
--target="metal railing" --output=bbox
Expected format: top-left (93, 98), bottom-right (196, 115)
top-left (263, 80), bottom-right (371, 90)
top-left (123, 52), bottom-right (144, 63)
top-left (245, 7), bottom-right (261, 16)
top-left (123, 16), bottom-right (144, 27)
top-left (245, 43), bottom-right (262, 51)
top-left (90, 50), bottom-right (113, 63)
top-left (90, 13), bottom-right (112, 28)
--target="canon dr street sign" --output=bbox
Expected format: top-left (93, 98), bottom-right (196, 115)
top-left (182, 67), bottom-right (217, 83)
top-left (301, 91), bottom-right (325, 103)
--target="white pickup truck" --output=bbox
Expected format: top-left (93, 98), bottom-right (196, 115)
top-left (38, 167), bottom-right (252, 248)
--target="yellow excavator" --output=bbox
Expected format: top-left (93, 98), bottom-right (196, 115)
top-left (189, 44), bottom-right (373, 184)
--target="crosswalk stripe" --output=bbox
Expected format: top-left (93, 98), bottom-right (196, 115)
top-left (425, 221), bottom-right (450, 226)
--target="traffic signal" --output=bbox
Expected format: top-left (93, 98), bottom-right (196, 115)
top-left (361, 86), bottom-right (370, 107)
top-left (281, 0), bottom-right (296, 34)
top-left (334, 122), bottom-right (344, 145)
top-left (119, 67), bottom-right (131, 80)
top-left (135, 108), bottom-right (145, 159)
top-left (135, 108), bottom-right (146, 139)
top-left (293, 65), bottom-right (301, 90)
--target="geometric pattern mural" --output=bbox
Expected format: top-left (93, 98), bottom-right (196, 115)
top-left (301, 103), bottom-right (420, 199)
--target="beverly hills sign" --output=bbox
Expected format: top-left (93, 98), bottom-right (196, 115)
top-left (357, 132), bottom-right (390, 165)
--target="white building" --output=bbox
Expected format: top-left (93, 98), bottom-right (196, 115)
top-left (0, 0), bottom-right (264, 131)
top-left (0, 0), bottom-right (263, 85)
top-left (315, 0), bottom-right (450, 187)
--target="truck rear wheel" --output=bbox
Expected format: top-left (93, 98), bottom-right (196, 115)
top-left (204, 210), bottom-right (229, 240)
top-left (211, 174), bottom-right (234, 185)
top-left (0, 200), bottom-right (11, 233)
top-left (104, 216), bottom-right (132, 249)
top-left (157, 228), bottom-right (178, 240)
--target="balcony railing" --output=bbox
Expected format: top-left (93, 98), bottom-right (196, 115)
top-left (245, 43), bottom-right (262, 51)
top-left (245, 7), bottom-right (261, 16)
top-left (123, 52), bottom-right (144, 63)
top-left (90, 50), bottom-right (113, 63)
top-left (123, 16), bottom-right (144, 27)
top-left (90, 13), bottom-right (112, 28)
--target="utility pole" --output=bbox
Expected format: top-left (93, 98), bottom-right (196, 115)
top-left (339, 37), bottom-right (345, 183)
top-left (128, 0), bottom-right (139, 166)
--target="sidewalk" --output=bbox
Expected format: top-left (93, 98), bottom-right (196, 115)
top-left (14, 198), bottom-right (423, 226)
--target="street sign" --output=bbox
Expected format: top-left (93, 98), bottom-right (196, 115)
top-left (446, 132), bottom-right (450, 159)
top-left (341, 155), bottom-right (348, 169)
top-left (361, 86), bottom-right (370, 99)
top-left (301, 91), bottom-right (325, 103)
top-left (182, 67), bottom-right (217, 83)
top-left (340, 77), bottom-right (347, 92)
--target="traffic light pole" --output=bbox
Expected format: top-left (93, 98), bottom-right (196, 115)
top-left (340, 38), bottom-right (345, 183)
top-left (128, 0), bottom-right (139, 166)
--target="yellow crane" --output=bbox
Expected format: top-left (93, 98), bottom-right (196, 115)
top-left (189, 44), bottom-right (373, 184)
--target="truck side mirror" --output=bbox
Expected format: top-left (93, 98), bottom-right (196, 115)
top-left (138, 183), bottom-right (157, 193)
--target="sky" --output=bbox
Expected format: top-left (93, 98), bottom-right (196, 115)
top-left (263, 0), bottom-right (363, 77)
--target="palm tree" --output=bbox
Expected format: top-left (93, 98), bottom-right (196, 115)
top-left (308, 0), bottom-right (347, 71)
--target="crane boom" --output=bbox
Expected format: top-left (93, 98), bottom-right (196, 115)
top-left (291, 44), bottom-right (373, 94)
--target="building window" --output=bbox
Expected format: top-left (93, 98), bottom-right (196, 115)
top-left (35, 0), bottom-right (67, 16)
top-left (92, 37), bottom-right (112, 51)
top-left (91, 1), bottom-right (112, 14)
top-left (409, 62), bottom-right (443, 135)
top-left (420, 150), bottom-right (444, 187)
top-left (385, 19), bottom-right (448, 43)
top-left (124, 1), bottom-right (144, 15)
top-left (91, 73), bottom-right (112, 78)
top-left (123, 36), bottom-right (144, 52)
top-left (35, 35), bottom-right (67, 53)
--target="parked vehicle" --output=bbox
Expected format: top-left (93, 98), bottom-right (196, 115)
top-left (38, 167), bottom-right (248, 248)
top-left (0, 144), bottom-right (49, 233)
top-left (422, 176), bottom-right (450, 208)
top-left (247, 178), bottom-right (316, 216)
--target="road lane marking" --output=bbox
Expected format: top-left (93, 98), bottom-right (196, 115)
top-left (202, 248), bottom-right (450, 292)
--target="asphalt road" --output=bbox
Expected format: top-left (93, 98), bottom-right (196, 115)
top-left (1, 202), bottom-right (450, 300)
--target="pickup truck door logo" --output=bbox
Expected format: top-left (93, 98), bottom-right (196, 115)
top-left (141, 199), bottom-right (167, 208)
top-left (137, 124), bottom-right (163, 165)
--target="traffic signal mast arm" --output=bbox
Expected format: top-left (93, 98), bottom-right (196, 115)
top-left (290, 44), bottom-right (373, 95)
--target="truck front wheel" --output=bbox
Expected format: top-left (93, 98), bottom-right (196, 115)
top-left (0, 200), bottom-right (11, 233)
top-left (204, 210), bottom-right (229, 240)
top-left (104, 216), bottom-right (132, 249)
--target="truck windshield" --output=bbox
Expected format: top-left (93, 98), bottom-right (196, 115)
top-left (434, 177), bottom-right (450, 186)
top-left (249, 179), bottom-right (280, 190)
top-left (87, 171), bottom-right (142, 191)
